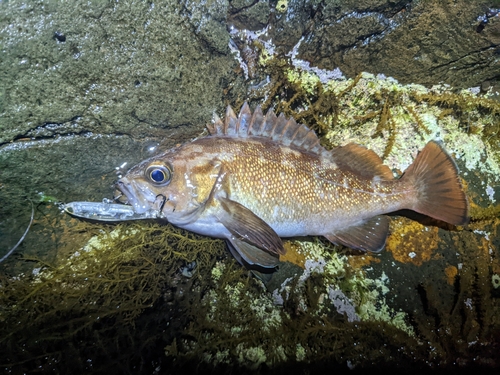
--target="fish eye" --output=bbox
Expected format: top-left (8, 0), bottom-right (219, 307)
top-left (145, 164), bottom-right (172, 185)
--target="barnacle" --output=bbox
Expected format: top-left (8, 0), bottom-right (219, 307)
top-left (492, 274), bottom-right (500, 289)
top-left (276, 0), bottom-right (288, 13)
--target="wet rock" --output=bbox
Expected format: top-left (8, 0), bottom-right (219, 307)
top-left (229, 0), bottom-right (270, 31)
top-left (180, 0), bottom-right (230, 54)
top-left (0, 0), bottom-right (245, 145)
top-left (0, 0), bottom-right (247, 266)
top-left (230, 0), bottom-right (499, 88)
top-left (269, 0), bottom-right (320, 52)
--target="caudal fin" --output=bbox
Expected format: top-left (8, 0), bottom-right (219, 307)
top-left (402, 141), bottom-right (469, 226)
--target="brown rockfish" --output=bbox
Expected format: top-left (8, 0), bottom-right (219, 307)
top-left (114, 103), bottom-right (469, 270)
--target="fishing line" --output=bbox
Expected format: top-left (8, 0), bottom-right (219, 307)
top-left (0, 200), bottom-right (34, 263)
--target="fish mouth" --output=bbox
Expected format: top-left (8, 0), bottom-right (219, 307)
top-left (113, 179), bottom-right (153, 214)
top-left (113, 181), bottom-right (132, 205)
top-left (113, 186), bottom-right (129, 205)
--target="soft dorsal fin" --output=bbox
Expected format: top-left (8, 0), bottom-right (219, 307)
top-left (330, 143), bottom-right (394, 180)
top-left (209, 102), bottom-right (327, 155)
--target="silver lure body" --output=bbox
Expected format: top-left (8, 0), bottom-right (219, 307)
top-left (64, 201), bottom-right (163, 221)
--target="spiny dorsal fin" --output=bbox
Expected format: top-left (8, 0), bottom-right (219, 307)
top-left (330, 143), bottom-right (394, 180)
top-left (209, 102), bottom-right (326, 155)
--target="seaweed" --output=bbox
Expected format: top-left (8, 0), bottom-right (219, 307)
top-left (164, 246), bottom-right (429, 372)
top-left (371, 96), bottom-right (399, 160)
top-left (0, 221), bottom-right (225, 373)
top-left (470, 203), bottom-right (500, 221)
top-left (411, 230), bottom-right (500, 367)
top-left (168, 259), bottom-right (390, 369)
top-left (257, 58), bottom-right (340, 139)
top-left (404, 104), bottom-right (432, 136)
top-left (410, 90), bottom-right (500, 145)
top-left (250, 51), bottom-right (500, 176)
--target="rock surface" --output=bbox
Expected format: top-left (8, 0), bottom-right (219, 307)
top-left (0, 0), bottom-right (244, 145)
top-left (233, 0), bottom-right (500, 88)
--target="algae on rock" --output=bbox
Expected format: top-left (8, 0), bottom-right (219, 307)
top-left (0, 220), bottom-right (225, 371)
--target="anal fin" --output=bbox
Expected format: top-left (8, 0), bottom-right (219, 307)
top-left (324, 215), bottom-right (389, 253)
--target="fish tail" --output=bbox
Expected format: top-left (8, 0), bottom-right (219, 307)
top-left (402, 141), bottom-right (469, 225)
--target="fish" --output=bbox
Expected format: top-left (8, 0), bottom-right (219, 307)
top-left (113, 102), bottom-right (469, 271)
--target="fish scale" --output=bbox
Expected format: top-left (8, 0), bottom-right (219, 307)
top-left (211, 137), bottom-right (404, 231)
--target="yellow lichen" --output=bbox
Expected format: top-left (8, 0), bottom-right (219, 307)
top-left (280, 241), bottom-right (307, 268)
top-left (444, 265), bottom-right (458, 285)
top-left (386, 218), bottom-right (439, 266)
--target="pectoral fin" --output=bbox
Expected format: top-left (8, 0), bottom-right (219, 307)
top-left (325, 215), bottom-right (389, 253)
top-left (217, 197), bottom-right (285, 257)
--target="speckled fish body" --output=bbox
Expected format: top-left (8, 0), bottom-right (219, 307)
top-left (114, 103), bottom-right (469, 270)
top-left (165, 136), bottom-right (402, 238)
